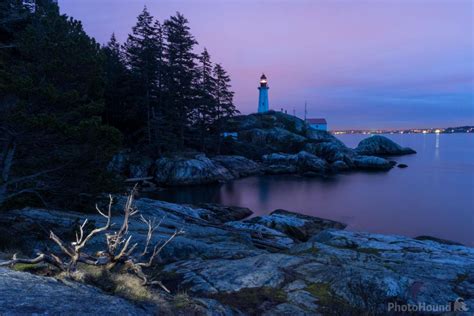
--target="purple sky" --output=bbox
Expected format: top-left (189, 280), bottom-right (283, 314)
top-left (60, 0), bottom-right (473, 130)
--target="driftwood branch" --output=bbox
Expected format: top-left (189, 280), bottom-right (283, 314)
top-left (125, 177), bottom-right (154, 183)
top-left (0, 253), bottom-right (64, 270)
top-left (0, 189), bottom-right (182, 292)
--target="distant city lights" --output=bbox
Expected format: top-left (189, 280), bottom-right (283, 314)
top-left (330, 126), bottom-right (473, 135)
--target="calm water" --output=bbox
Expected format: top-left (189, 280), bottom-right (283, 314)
top-left (152, 134), bottom-right (474, 246)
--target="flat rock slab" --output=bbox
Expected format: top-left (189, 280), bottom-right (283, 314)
top-left (164, 253), bottom-right (304, 294)
top-left (164, 229), bottom-right (474, 314)
top-left (194, 203), bottom-right (253, 223)
top-left (0, 268), bottom-right (148, 315)
top-left (246, 209), bottom-right (346, 241)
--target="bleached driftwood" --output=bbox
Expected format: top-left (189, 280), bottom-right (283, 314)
top-left (0, 188), bottom-right (184, 293)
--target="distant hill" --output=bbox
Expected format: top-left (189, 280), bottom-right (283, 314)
top-left (443, 126), bottom-right (474, 133)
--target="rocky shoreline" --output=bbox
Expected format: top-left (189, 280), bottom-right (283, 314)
top-left (3, 113), bottom-right (468, 315)
top-left (1, 198), bottom-right (473, 315)
top-left (108, 112), bottom-right (417, 187)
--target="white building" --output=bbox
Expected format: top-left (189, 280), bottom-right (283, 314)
top-left (306, 118), bottom-right (327, 131)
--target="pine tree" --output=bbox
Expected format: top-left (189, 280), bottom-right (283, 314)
top-left (1, 1), bottom-right (121, 208)
top-left (150, 19), bottom-right (172, 152)
top-left (103, 34), bottom-right (132, 132)
top-left (195, 48), bottom-right (216, 151)
top-left (123, 6), bottom-right (161, 144)
top-left (163, 12), bottom-right (198, 148)
top-left (213, 63), bottom-right (238, 153)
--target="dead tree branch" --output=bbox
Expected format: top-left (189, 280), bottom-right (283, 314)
top-left (0, 189), bottom-right (184, 292)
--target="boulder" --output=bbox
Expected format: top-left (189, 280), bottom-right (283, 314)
top-left (107, 150), bottom-right (130, 174)
top-left (295, 151), bottom-right (329, 173)
top-left (154, 154), bottom-right (234, 185)
top-left (0, 268), bottom-right (149, 315)
top-left (304, 141), bottom-right (355, 164)
top-left (246, 209), bottom-right (347, 241)
top-left (129, 156), bottom-right (154, 178)
top-left (353, 155), bottom-right (394, 170)
top-left (355, 135), bottom-right (416, 156)
top-left (331, 160), bottom-right (350, 171)
top-left (212, 155), bottom-right (261, 178)
top-left (263, 151), bottom-right (328, 175)
top-left (262, 153), bottom-right (299, 175)
top-left (397, 163), bottom-right (408, 168)
top-left (263, 164), bottom-right (298, 175)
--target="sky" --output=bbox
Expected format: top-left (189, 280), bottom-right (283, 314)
top-left (59, 0), bottom-right (473, 130)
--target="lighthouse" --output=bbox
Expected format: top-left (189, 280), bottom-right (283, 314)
top-left (258, 74), bottom-right (269, 113)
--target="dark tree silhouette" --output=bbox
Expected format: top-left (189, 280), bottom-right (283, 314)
top-left (213, 63), bottom-right (238, 153)
top-left (163, 12), bottom-right (198, 148)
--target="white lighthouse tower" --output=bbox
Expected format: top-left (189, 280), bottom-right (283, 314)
top-left (258, 74), bottom-right (269, 113)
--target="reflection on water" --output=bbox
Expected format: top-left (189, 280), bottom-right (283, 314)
top-left (151, 134), bottom-right (474, 246)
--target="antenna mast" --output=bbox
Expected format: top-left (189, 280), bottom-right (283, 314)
top-left (304, 101), bottom-right (307, 121)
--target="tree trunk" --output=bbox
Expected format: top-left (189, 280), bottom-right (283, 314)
top-left (0, 139), bottom-right (16, 206)
top-left (146, 88), bottom-right (152, 145)
top-left (216, 105), bottom-right (222, 155)
top-left (1, 140), bottom-right (15, 185)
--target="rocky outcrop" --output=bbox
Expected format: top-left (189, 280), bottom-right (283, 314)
top-left (239, 127), bottom-right (307, 153)
top-left (108, 152), bottom-right (263, 185)
top-left (154, 154), bottom-right (235, 185)
top-left (107, 150), bottom-right (131, 175)
top-left (262, 151), bottom-right (328, 175)
top-left (1, 200), bottom-right (473, 314)
top-left (304, 141), bottom-right (354, 164)
top-left (226, 111), bottom-right (307, 135)
top-left (194, 203), bottom-right (253, 223)
top-left (107, 114), bottom-right (418, 185)
top-left (212, 155), bottom-right (261, 178)
top-left (0, 268), bottom-right (149, 315)
top-left (163, 228), bottom-right (474, 314)
top-left (331, 160), bottom-right (350, 171)
top-left (245, 209), bottom-right (346, 241)
top-left (356, 135), bottom-right (416, 156)
top-left (353, 155), bottom-right (395, 170)
top-left (305, 128), bottom-right (344, 145)
top-left (129, 156), bottom-right (154, 178)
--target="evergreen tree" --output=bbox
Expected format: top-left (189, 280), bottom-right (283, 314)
top-left (103, 34), bottom-right (130, 131)
top-left (195, 48), bottom-right (216, 151)
top-left (0, 0), bottom-right (121, 208)
top-left (149, 19), bottom-right (173, 153)
top-left (123, 7), bottom-right (161, 144)
top-left (163, 12), bottom-right (198, 148)
top-left (212, 63), bottom-right (238, 153)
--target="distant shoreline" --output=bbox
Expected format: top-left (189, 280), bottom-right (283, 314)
top-left (331, 126), bottom-right (473, 135)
